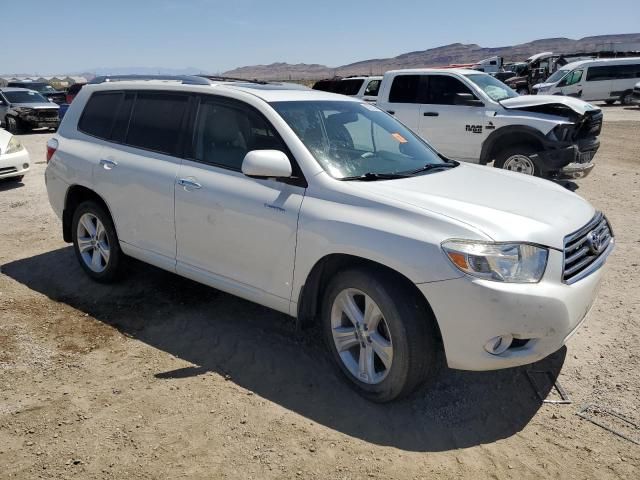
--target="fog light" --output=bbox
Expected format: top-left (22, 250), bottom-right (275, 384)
top-left (484, 335), bottom-right (513, 355)
top-left (23, 163), bottom-right (29, 169)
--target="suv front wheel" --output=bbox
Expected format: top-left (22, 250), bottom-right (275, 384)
top-left (322, 267), bottom-right (439, 402)
top-left (72, 201), bottom-right (123, 283)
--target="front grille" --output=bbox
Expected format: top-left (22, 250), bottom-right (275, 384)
top-left (37, 110), bottom-right (58, 119)
top-left (563, 212), bottom-right (613, 284)
top-left (576, 110), bottom-right (603, 139)
top-left (0, 167), bottom-right (18, 175)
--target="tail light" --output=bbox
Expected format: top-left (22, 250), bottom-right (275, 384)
top-left (46, 138), bottom-right (59, 163)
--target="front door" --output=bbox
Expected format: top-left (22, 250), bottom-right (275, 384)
top-left (174, 97), bottom-right (305, 312)
top-left (557, 69), bottom-right (585, 98)
top-left (417, 75), bottom-right (486, 161)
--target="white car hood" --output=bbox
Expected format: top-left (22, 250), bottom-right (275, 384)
top-left (500, 95), bottom-right (599, 115)
top-left (352, 164), bottom-right (595, 250)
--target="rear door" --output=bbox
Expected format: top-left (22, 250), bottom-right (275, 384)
top-left (174, 96), bottom-right (305, 312)
top-left (417, 74), bottom-right (486, 161)
top-left (382, 74), bottom-right (425, 132)
top-left (88, 90), bottom-right (189, 270)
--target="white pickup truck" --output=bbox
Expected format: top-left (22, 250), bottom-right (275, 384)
top-left (376, 69), bottom-right (603, 179)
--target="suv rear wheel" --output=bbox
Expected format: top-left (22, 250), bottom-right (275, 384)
top-left (494, 146), bottom-right (539, 176)
top-left (322, 268), bottom-right (439, 402)
top-left (71, 201), bottom-right (123, 283)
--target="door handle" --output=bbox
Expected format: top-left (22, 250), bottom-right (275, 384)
top-left (423, 112), bottom-right (439, 117)
top-left (177, 178), bottom-right (202, 190)
top-left (99, 158), bottom-right (118, 170)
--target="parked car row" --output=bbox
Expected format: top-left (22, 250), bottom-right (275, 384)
top-left (43, 75), bottom-right (614, 402)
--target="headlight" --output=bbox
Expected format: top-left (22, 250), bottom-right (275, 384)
top-left (14, 107), bottom-right (34, 114)
top-left (442, 240), bottom-right (548, 283)
top-left (5, 136), bottom-right (24, 154)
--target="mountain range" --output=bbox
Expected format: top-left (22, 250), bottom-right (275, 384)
top-left (223, 33), bottom-right (640, 80)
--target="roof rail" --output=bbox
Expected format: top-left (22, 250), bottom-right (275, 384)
top-left (198, 75), bottom-right (269, 85)
top-left (88, 75), bottom-right (211, 85)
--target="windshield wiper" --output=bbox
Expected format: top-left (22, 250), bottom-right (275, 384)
top-left (339, 172), bottom-right (410, 181)
top-left (406, 162), bottom-right (458, 175)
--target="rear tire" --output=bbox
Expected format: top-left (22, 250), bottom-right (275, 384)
top-left (604, 99), bottom-right (616, 105)
top-left (71, 201), bottom-right (124, 283)
top-left (322, 267), bottom-right (439, 402)
top-left (494, 146), bottom-right (540, 176)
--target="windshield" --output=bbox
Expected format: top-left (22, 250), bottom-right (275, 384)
top-left (4, 90), bottom-right (49, 103)
top-left (545, 69), bottom-right (569, 84)
top-left (271, 100), bottom-right (448, 179)
top-left (466, 74), bottom-right (519, 101)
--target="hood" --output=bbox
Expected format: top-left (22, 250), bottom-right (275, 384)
top-left (500, 95), bottom-right (599, 115)
top-left (13, 102), bottom-right (59, 110)
top-left (349, 164), bottom-right (595, 250)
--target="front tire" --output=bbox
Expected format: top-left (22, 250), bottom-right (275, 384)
top-left (322, 268), bottom-right (439, 402)
top-left (5, 116), bottom-right (21, 134)
top-left (620, 91), bottom-right (634, 106)
top-left (71, 201), bottom-right (123, 283)
top-left (494, 146), bottom-right (540, 176)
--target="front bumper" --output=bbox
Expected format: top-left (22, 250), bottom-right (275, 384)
top-left (417, 248), bottom-right (610, 371)
top-left (0, 149), bottom-right (30, 179)
top-left (534, 137), bottom-right (600, 180)
top-left (21, 113), bottom-right (59, 129)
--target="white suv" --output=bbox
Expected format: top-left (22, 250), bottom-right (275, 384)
top-left (45, 76), bottom-right (614, 402)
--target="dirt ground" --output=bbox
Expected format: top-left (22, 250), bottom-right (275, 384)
top-left (0, 103), bottom-right (638, 479)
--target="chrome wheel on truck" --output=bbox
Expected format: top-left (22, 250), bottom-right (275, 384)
top-left (330, 288), bottom-right (393, 385)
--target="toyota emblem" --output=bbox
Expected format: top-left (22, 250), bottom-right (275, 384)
top-left (586, 230), bottom-right (605, 255)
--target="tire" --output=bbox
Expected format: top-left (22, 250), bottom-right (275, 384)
top-left (620, 91), bottom-right (634, 106)
top-left (494, 146), bottom-right (540, 176)
top-left (71, 201), bottom-right (124, 283)
top-left (321, 267), bottom-right (439, 402)
top-left (516, 88), bottom-right (529, 96)
top-left (604, 99), bottom-right (616, 105)
top-left (8, 175), bottom-right (24, 182)
top-left (5, 116), bottom-right (21, 134)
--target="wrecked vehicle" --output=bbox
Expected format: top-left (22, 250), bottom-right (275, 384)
top-left (375, 69), bottom-right (602, 179)
top-left (0, 88), bottom-right (60, 134)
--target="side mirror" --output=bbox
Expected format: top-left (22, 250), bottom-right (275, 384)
top-left (242, 150), bottom-right (292, 179)
top-left (454, 93), bottom-right (484, 107)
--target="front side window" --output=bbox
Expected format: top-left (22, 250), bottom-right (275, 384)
top-left (125, 93), bottom-right (188, 155)
top-left (466, 74), bottom-right (519, 101)
top-left (564, 70), bottom-right (583, 86)
top-left (427, 75), bottom-right (478, 105)
top-left (363, 80), bottom-right (381, 96)
top-left (3, 90), bottom-right (49, 104)
top-left (546, 69), bottom-right (569, 84)
top-left (192, 100), bottom-right (287, 171)
top-left (272, 100), bottom-right (448, 179)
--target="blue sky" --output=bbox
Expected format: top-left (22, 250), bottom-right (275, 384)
top-left (3, 0), bottom-right (639, 74)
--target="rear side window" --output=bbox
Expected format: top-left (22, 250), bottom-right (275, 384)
top-left (338, 79), bottom-right (365, 96)
top-left (78, 92), bottom-right (123, 139)
top-left (125, 93), bottom-right (188, 155)
top-left (389, 75), bottom-right (426, 103)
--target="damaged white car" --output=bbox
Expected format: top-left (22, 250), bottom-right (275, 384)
top-left (376, 69), bottom-right (603, 179)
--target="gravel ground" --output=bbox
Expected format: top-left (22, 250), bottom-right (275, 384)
top-left (0, 103), bottom-right (638, 479)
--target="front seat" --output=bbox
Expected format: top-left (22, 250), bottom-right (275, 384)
top-left (203, 107), bottom-right (247, 169)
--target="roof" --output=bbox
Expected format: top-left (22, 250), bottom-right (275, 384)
top-left (84, 77), bottom-right (359, 103)
top-left (384, 68), bottom-right (485, 76)
top-left (558, 56), bottom-right (640, 70)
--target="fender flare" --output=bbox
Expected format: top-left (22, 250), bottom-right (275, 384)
top-left (480, 125), bottom-right (548, 164)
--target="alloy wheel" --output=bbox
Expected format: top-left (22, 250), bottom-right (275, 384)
top-left (330, 288), bottom-right (393, 385)
top-left (76, 213), bottom-right (110, 273)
